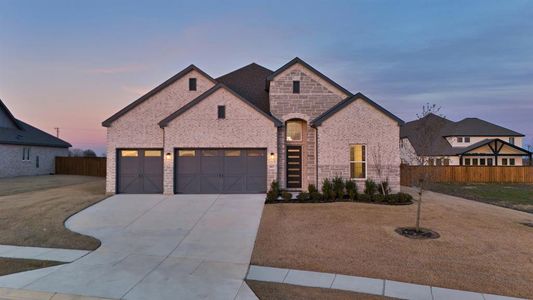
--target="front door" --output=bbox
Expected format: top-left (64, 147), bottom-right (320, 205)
top-left (286, 146), bottom-right (302, 189)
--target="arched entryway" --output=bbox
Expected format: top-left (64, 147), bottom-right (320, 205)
top-left (285, 119), bottom-right (307, 189)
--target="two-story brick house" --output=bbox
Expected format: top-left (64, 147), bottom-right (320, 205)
top-left (102, 58), bottom-right (403, 195)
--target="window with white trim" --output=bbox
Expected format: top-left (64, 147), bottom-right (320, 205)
top-left (509, 137), bottom-right (515, 145)
top-left (509, 158), bottom-right (515, 166)
top-left (22, 147), bottom-right (31, 161)
top-left (464, 137), bottom-right (470, 143)
top-left (350, 144), bottom-right (366, 179)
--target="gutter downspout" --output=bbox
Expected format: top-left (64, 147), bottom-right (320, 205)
top-left (315, 126), bottom-right (319, 186)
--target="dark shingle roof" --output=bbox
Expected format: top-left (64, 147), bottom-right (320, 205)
top-left (400, 114), bottom-right (526, 156)
top-left (216, 63), bottom-right (273, 113)
top-left (0, 99), bottom-right (71, 148)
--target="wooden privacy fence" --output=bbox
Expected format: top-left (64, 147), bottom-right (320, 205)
top-left (55, 157), bottom-right (106, 177)
top-left (400, 165), bottom-right (533, 185)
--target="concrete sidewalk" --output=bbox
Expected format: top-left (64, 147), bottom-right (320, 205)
top-left (247, 265), bottom-right (524, 300)
top-left (0, 194), bottom-right (264, 299)
top-left (0, 245), bottom-right (89, 263)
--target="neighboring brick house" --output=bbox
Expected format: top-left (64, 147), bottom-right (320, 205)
top-left (400, 113), bottom-right (532, 166)
top-left (102, 58), bottom-right (403, 195)
top-left (0, 99), bottom-right (70, 178)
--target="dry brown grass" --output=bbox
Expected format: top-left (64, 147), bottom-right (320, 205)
top-left (0, 176), bottom-right (106, 250)
top-left (247, 280), bottom-right (395, 300)
top-left (251, 187), bottom-right (533, 299)
top-left (0, 258), bottom-right (63, 276)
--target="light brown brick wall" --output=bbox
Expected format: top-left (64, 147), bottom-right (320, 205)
top-left (163, 88), bottom-right (278, 194)
top-left (317, 99), bottom-right (401, 193)
top-left (105, 69), bottom-right (215, 193)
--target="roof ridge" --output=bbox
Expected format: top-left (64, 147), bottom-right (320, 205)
top-left (216, 62), bottom-right (273, 80)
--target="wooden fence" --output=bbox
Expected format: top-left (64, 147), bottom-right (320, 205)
top-left (400, 165), bottom-right (533, 185)
top-left (55, 157), bottom-right (106, 177)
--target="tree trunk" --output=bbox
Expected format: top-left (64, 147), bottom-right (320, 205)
top-left (416, 188), bottom-right (422, 232)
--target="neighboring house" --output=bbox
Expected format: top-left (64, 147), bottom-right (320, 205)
top-left (400, 113), bottom-right (532, 166)
top-left (0, 99), bottom-right (71, 178)
top-left (102, 57), bottom-right (403, 195)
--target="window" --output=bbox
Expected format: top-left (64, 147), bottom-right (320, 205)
top-left (144, 150), bottom-right (161, 157)
top-left (444, 158), bottom-right (450, 166)
top-left (247, 150), bottom-right (264, 157)
top-left (178, 150), bottom-right (195, 157)
top-left (472, 158), bottom-right (478, 165)
top-left (22, 147), bottom-right (31, 161)
top-left (189, 78), bottom-right (197, 91)
top-left (509, 137), bottom-right (515, 145)
top-left (292, 80), bottom-right (300, 94)
top-left (286, 121), bottom-right (302, 142)
top-left (350, 145), bottom-right (366, 179)
top-left (457, 137), bottom-right (463, 143)
top-left (510, 158), bottom-right (515, 166)
top-left (202, 150), bottom-right (218, 156)
top-left (502, 158), bottom-right (508, 166)
top-left (121, 150), bottom-right (138, 157)
top-left (487, 158), bottom-right (493, 166)
top-left (427, 158), bottom-right (434, 166)
top-left (36, 156), bottom-right (39, 168)
top-left (464, 137), bottom-right (470, 143)
top-left (480, 158), bottom-right (486, 166)
top-left (224, 150), bottom-right (241, 157)
top-left (464, 158), bottom-right (471, 166)
top-left (217, 105), bottom-right (225, 119)
top-left (436, 159), bottom-right (442, 166)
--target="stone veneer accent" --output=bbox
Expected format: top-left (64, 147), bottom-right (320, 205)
top-left (105, 69), bottom-right (215, 193)
top-left (317, 99), bottom-right (401, 193)
top-left (0, 144), bottom-right (68, 178)
top-left (269, 63), bottom-right (349, 189)
top-left (163, 88), bottom-right (278, 194)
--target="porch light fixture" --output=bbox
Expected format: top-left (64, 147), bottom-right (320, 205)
top-left (165, 152), bottom-right (172, 160)
top-left (270, 152), bottom-right (275, 159)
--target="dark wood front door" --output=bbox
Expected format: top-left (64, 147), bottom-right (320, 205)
top-left (286, 146), bottom-right (302, 189)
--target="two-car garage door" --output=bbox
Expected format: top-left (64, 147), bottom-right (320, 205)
top-left (175, 148), bottom-right (267, 194)
top-left (117, 148), bottom-right (267, 194)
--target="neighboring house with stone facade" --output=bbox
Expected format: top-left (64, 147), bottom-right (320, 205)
top-left (400, 113), bottom-right (532, 166)
top-left (102, 57), bottom-right (403, 195)
top-left (0, 99), bottom-right (71, 178)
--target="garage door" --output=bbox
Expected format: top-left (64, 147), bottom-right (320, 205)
top-left (175, 149), bottom-right (267, 194)
top-left (117, 149), bottom-right (163, 194)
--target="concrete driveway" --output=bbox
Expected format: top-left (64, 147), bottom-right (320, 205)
top-left (0, 194), bottom-right (265, 299)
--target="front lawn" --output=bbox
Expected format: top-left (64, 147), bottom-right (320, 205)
top-left (250, 187), bottom-right (533, 299)
top-left (428, 183), bottom-right (533, 213)
top-left (0, 175), bottom-right (106, 250)
top-left (0, 258), bottom-right (63, 276)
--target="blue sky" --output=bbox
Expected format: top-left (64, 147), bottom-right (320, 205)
top-left (1, 0), bottom-right (532, 154)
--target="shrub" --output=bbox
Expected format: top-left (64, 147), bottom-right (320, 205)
top-left (345, 179), bottom-right (358, 201)
top-left (397, 192), bottom-right (413, 203)
top-left (297, 192), bottom-right (310, 201)
top-left (364, 179), bottom-right (378, 195)
top-left (281, 191), bottom-right (293, 201)
top-left (270, 180), bottom-right (281, 197)
top-left (308, 184), bottom-right (318, 194)
top-left (266, 190), bottom-right (278, 202)
top-left (358, 193), bottom-right (371, 202)
top-left (332, 176), bottom-right (345, 200)
top-left (373, 194), bottom-right (385, 203)
top-left (385, 194), bottom-right (399, 204)
top-left (378, 180), bottom-right (391, 195)
top-left (310, 192), bottom-right (323, 202)
top-left (321, 178), bottom-right (335, 201)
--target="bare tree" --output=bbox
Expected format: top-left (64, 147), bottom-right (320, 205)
top-left (407, 103), bottom-right (446, 232)
top-left (372, 142), bottom-right (395, 194)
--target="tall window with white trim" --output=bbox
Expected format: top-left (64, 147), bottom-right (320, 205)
top-left (350, 144), bottom-right (366, 179)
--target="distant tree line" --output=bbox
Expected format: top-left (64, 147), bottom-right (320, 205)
top-left (69, 148), bottom-right (98, 157)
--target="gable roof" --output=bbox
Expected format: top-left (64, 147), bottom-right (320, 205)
top-left (266, 57), bottom-right (352, 96)
top-left (458, 138), bottom-right (531, 155)
top-left (216, 63), bottom-right (272, 113)
top-left (0, 99), bottom-right (71, 148)
top-left (102, 64), bottom-right (216, 127)
top-left (441, 118), bottom-right (524, 137)
top-left (400, 114), bottom-right (527, 156)
top-left (158, 83), bottom-right (282, 128)
top-left (0, 99), bottom-right (23, 130)
top-left (311, 92), bottom-right (404, 126)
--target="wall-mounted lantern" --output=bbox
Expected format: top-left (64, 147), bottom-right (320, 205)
top-left (165, 152), bottom-right (172, 160)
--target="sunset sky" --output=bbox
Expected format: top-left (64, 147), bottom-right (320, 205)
top-left (1, 0), bottom-right (532, 155)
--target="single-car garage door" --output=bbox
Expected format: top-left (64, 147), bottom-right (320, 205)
top-left (175, 148), bottom-right (267, 194)
top-left (117, 149), bottom-right (163, 194)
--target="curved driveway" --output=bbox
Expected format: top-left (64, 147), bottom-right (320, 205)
top-left (0, 194), bottom-right (264, 299)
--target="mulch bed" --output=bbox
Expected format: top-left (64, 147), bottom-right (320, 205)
top-left (265, 199), bottom-right (413, 206)
top-left (395, 227), bottom-right (440, 239)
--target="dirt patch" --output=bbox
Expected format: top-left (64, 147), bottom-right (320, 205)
top-left (251, 187), bottom-right (533, 299)
top-left (0, 176), bottom-right (107, 250)
top-left (0, 258), bottom-right (63, 276)
top-left (247, 280), bottom-right (395, 300)
top-left (395, 227), bottom-right (440, 239)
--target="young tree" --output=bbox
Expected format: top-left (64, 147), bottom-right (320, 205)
top-left (372, 142), bottom-right (395, 195)
top-left (404, 103), bottom-right (446, 232)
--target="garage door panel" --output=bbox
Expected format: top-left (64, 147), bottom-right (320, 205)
top-left (223, 176), bottom-right (245, 193)
top-left (200, 175), bottom-right (221, 193)
top-left (118, 149), bottom-right (163, 194)
top-left (246, 175), bottom-right (266, 193)
top-left (176, 175), bottom-right (200, 193)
